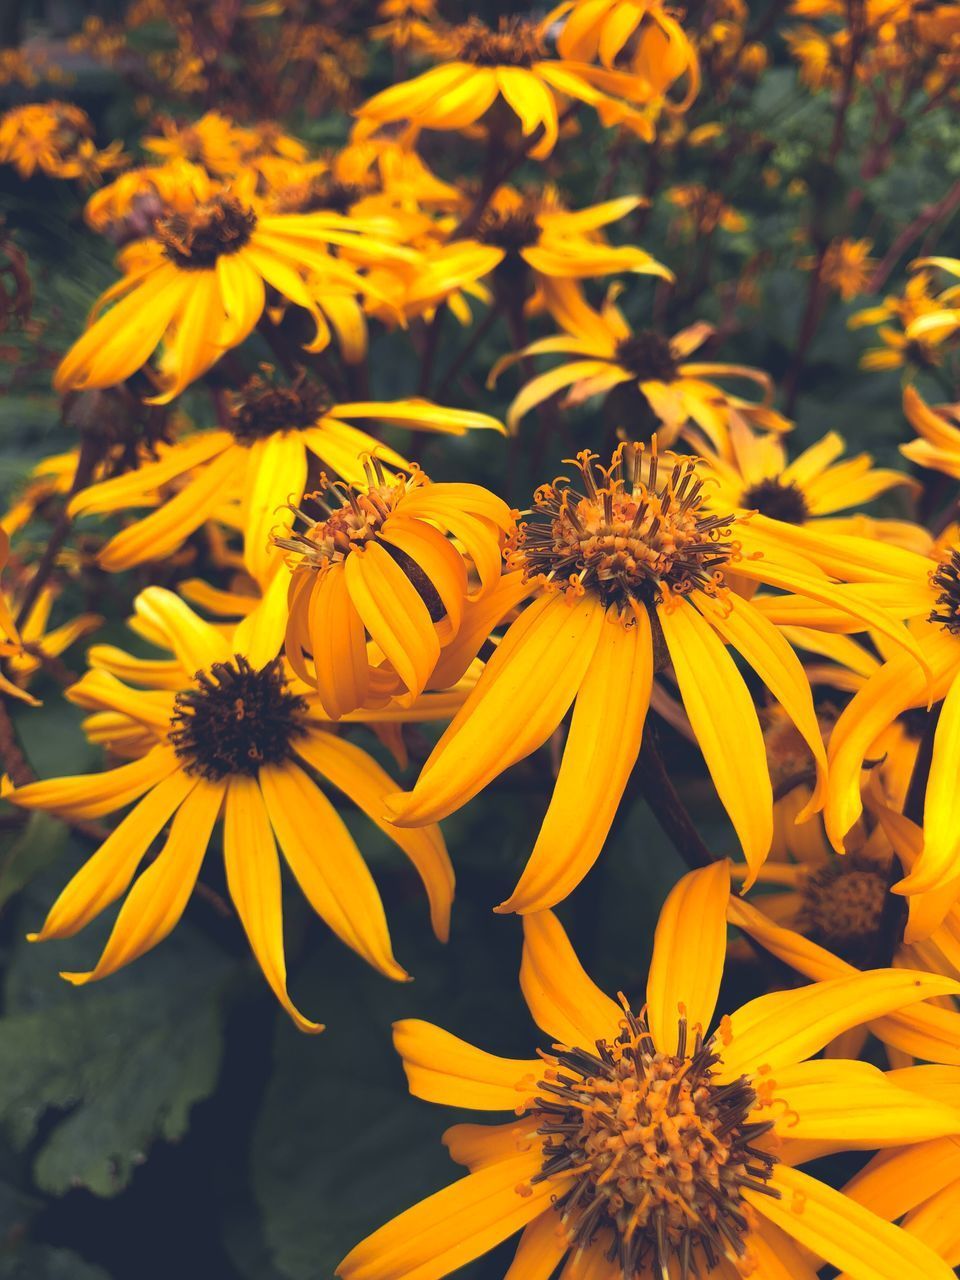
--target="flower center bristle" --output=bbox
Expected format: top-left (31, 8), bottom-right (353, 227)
top-left (615, 332), bottom-right (680, 383)
top-left (512, 444), bottom-right (737, 613)
top-left (742, 477), bottom-right (809, 524)
top-left (477, 205), bottom-right (540, 252)
top-left (532, 1001), bottom-right (779, 1277)
top-left (274, 459), bottom-right (446, 621)
top-left (452, 17), bottom-right (544, 66)
top-left (799, 855), bottom-right (888, 966)
top-left (930, 548), bottom-right (960, 633)
top-left (157, 194), bottom-right (256, 268)
top-left (170, 655), bottom-right (307, 780)
top-left (230, 367), bottom-right (331, 443)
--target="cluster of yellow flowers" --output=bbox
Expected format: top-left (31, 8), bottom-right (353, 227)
top-left (2, 0), bottom-right (960, 1277)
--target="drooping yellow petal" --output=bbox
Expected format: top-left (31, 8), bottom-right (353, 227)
top-left (909, 670), bottom-right (960, 893)
top-left (307, 563), bottom-right (371, 719)
top-left (392, 1019), bottom-right (540, 1111)
top-left (843, 1138), bottom-right (960, 1227)
top-left (293, 730), bottom-right (453, 942)
top-left (3, 743), bottom-right (180, 821)
top-left (426, 572), bottom-right (533, 691)
top-left (344, 540), bottom-right (439, 700)
top-left (68, 432), bottom-right (233, 518)
top-left (380, 515), bottom-right (468, 637)
top-left (658, 596), bottom-right (773, 884)
top-left (646, 860), bottom-right (730, 1056)
top-left (28, 766), bottom-right (197, 942)
top-left (61, 777), bottom-right (224, 984)
top-left (388, 593), bottom-right (605, 826)
top-left (499, 604), bottom-right (653, 913)
top-left (222, 774), bottom-right (322, 1033)
top-left (134, 586), bottom-right (233, 673)
top-left (746, 1164), bottom-right (956, 1280)
top-left (496, 67), bottom-right (558, 158)
top-left (519, 910), bottom-right (622, 1047)
top-left (259, 760), bottom-right (407, 981)
top-left (335, 1151), bottom-right (557, 1280)
top-left (241, 430), bottom-right (308, 583)
top-left (503, 1209), bottom-right (569, 1280)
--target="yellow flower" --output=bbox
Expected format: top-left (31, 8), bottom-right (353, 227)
top-left (0, 102), bottom-right (124, 182)
top-left (84, 159), bottom-right (213, 240)
top-left (54, 189), bottom-right (414, 402)
top-left (338, 863), bottom-right (960, 1280)
top-left (547, 0), bottom-right (699, 109)
top-left (851, 271), bottom-right (947, 372)
top-left (494, 283), bottom-right (789, 446)
top-left (279, 456), bottom-right (515, 716)
top-left (818, 538), bottom-right (960, 889)
top-left (703, 421), bottom-right (916, 537)
top-left (901, 384), bottom-right (960, 479)
top-left (0, 528), bottom-right (40, 706)
top-left (384, 441), bottom-right (921, 909)
top-left (666, 182), bottom-right (748, 237)
top-left (356, 16), bottom-right (661, 160)
top-left (2, 583), bottom-right (102, 689)
top-left (1, 587), bottom-right (453, 1032)
top-left (67, 366), bottom-right (505, 579)
top-left (369, 0), bottom-right (442, 53)
top-left (809, 237), bottom-right (879, 301)
top-left (142, 111), bottom-right (307, 178)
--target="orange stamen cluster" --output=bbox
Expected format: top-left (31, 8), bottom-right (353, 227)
top-left (531, 1001), bottom-right (778, 1278)
top-left (511, 443), bottom-right (737, 615)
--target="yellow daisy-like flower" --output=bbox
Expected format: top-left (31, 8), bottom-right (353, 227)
top-left (0, 101), bottom-right (126, 182)
top-left (356, 16), bottom-right (660, 160)
top-left (54, 189), bottom-right (414, 402)
top-left (703, 421), bottom-right (915, 536)
top-left (850, 271), bottom-right (947, 372)
top-left (84, 159), bottom-right (212, 241)
top-left (279, 457), bottom-right (516, 717)
top-left (338, 863), bottom-right (960, 1280)
top-left (2, 583), bottom-right (102, 689)
top-left (818, 537), bottom-right (960, 887)
top-left (67, 366), bottom-right (506, 579)
top-left (385, 441), bottom-right (921, 909)
top-left (494, 284), bottom-right (790, 443)
top-left (901, 384), bottom-right (960, 478)
top-left (808, 237), bottom-right (879, 301)
top-left (1, 587), bottom-right (453, 1033)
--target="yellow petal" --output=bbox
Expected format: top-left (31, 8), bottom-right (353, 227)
top-left (222, 774), bottom-right (323, 1033)
top-left (4, 743), bottom-right (179, 822)
top-left (442, 1118), bottom-right (540, 1171)
top-left (335, 1151), bottom-right (556, 1280)
top-left (910, 669), bottom-right (960, 892)
top-left (61, 777), bottom-right (223, 983)
top-left (504, 1210), bottom-right (569, 1279)
top-left (344, 540), bottom-right (439, 700)
top-left (134, 586), bottom-right (233, 673)
top-left (259, 760), bottom-right (407, 981)
top-left (388, 593), bottom-right (604, 826)
top-left (646, 860), bottom-right (730, 1056)
top-left (293, 730), bottom-right (453, 942)
top-left (519, 910), bottom-right (621, 1046)
top-left (380, 514), bottom-right (468, 636)
top-left (500, 604), bottom-right (653, 913)
top-left (658, 597), bottom-right (773, 884)
top-left (843, 1137), bottom-right (960, 1228)
top-left (307, 563), bottom-right (371, 718)
top-left (68, 432), bottom-right (233, 517)
top-left (746, 1164), bottom-right (957, 1280)
top-left (241, 431), bottom-right (308, 583)
top-left (392, 1019), bottom-right (540, 1111)
top-left (29, 766), bottom-right (196, 942)
top-left (496, 67), bottom-right (558, 158)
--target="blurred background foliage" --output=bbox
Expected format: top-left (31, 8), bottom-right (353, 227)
top-left (0, 0), bottom-right (958, 1276)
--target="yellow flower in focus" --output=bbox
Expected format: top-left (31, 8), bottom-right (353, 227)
top-left (356, 16), bottom-right (663, 159)
top-left (279, 456), bottom-right (515, 716)
top-left (338, 864), bottom-right (960, 1280)
top-left (384, 441), bottom-right (923, 910)
top-left (54, 190), bottom-right (415, 401)
top-left (1, 587), bottom-right (454, 1032)
top-left (68, 366), bottom-right (505, 579)
top-left (495, 283), bottom-right (788, 446)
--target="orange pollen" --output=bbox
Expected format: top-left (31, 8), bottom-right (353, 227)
top-left (532, 1002), bottom-right (778, 1277)
top-left (510, 443), bottom-right (737, 615)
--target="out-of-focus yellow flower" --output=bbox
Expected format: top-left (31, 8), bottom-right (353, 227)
top-left (902, 385), bottom-right (960, 479)
top-left (3, 585), bottom-right (102, 689)
top-left (666, 182), bottom-right (748, 237)
top-left (0, 529), bottom-right (40, 706)
top-left (493, 282), bottom-right (788, 445)
top-left (369, 0), bottom-right (443, 54)
top-left (356, 15), bottom-right (666, 158)
top-left (84, 160), bottom-right (213, 241)
top-left (339, 864), bottom-right (960, 1280)
top-left (851, 271), bottom-right (948, 371)
top-left (0, 102), bottom-right (126, 184)
top-left (2, 587), bottom-right (454, 1032)
top-left (802, 237), bottom-right (879, 301)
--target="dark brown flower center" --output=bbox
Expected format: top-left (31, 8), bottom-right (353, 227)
top-left (477, 206), bottom-right (540, 252)
top-left (512, 444), bottom-right (737, 612)
top-left (157, 195), bottom-right (256, 268)
top-left (615, 332), bottom-right (680, 382)
top-left (452, 17), bottom-right (544, 66)
top-left (170, 655), bottom-right (307, 780)
top-left (532, 1003), bottom-right (778, 1277)
top-left (930, 548), bottom-right (960, 633)
top-left (230, 368), bottom-right (332, 443)
top-left (742, 477), bottom-right (809, 524)
top-left (798, 855), bottom-right (889, 967)
top-left (271, 176), bottom-right (367, 216)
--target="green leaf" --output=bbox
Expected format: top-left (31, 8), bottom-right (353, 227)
top-left (0, 900), bottom-right (234, 1198)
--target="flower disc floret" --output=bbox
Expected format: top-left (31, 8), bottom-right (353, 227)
top-left (742, 477), bottom-right (810, 524)
top-left (156, 194), bottom-right (257, 268)
top-left (512, 443), bottom-right (737, 611)
top-left (615, 331), bottom-right (681, 382)
top-left (929, 547), bottom-right (960, 633)
top-left (532, 1001), bottom-right (778, 1277)
top-left (451, 17), bottom-right (545, 66)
